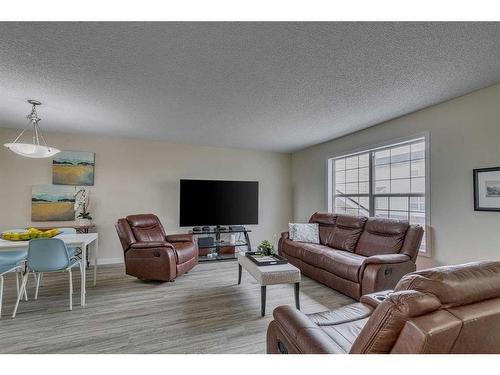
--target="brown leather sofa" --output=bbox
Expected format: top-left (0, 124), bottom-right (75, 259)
top-left (279, 212), bottom-right (423, 300)
top-left (115, 214), bottom-right (198, 281)
top-left (267, 261), bottom-right (500, 354)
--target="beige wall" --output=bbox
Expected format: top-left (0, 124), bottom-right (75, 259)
top-left (292, 83), bottom-right (500, 269)
top-left (2, 83), bottom-right (499, 269)
top-left (0, 129), bottom-right (292, 263)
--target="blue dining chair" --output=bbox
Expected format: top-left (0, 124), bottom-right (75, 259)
top-left (1, 228), bottom-right (30, 302)
top-left (34, 227), bottom-right (79, 293)
top-left (56, 228), bottom-right (79, 258)
top-left (13, 238), bottom-right (82, 318)
top-left (0, 250), bottom-right (27, 318)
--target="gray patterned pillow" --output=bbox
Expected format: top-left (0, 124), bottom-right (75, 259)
top-left (288, 223), bottom-right (320, 244)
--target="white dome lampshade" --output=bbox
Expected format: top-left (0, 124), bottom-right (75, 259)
top-left (3, 100), bottom-right (60, 158)
top-left (3, 143), bottom-right (60, 158)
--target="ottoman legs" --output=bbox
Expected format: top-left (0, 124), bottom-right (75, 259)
top-left (262, 283), bottom-right (299, 316)
top-left (295, 282), bottom-right (300, 310)
top-left (261, 285), bottom-right (266, 317)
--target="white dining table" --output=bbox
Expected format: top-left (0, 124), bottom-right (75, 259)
top-left (0, 233), bottom-right (98, 306)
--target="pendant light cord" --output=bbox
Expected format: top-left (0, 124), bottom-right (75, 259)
top-left (11, 118), bottom-right (35, 144)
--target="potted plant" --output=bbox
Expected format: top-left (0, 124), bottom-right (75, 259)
top-left (74, 188), bottom-right (93, 225)
top-left (257, 240), bottom-right (275, 256)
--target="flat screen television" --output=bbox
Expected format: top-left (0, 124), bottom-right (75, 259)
top-left (179, 179), bottom-right (259, 226)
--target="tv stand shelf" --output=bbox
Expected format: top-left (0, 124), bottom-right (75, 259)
top-left (198, 253), bottom-right (239, 262)
top-left (197, 240), bottom-right (248, 249)
top-left (189, 228), bottom-right (252, 262)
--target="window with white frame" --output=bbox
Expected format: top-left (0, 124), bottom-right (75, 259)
top-left (329, 137), bottom-right (427, 252)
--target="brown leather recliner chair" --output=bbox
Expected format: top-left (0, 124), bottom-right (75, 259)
top-left (279, 212), bottom-right (423, 300)
top-left (115, 214), bottom-right (198, 281)
top-left (267, 261), bottom-right (500, 354)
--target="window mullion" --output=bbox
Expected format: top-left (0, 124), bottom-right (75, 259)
top-left (369, 151), bottom-right (374, 216)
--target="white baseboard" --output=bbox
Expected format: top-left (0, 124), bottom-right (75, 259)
top-left (89, 257), bottom-right (123, 266)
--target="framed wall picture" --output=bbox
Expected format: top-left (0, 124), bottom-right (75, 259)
top-left (53, 150), bottom-right (95, 186)
top-left (32, 185), bottom-right (76, 221)
top-left (473, 167), bottom-right (500, 212)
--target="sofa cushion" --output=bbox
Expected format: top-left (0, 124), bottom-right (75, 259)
top-left (300, 243), bottom-right (336, 266)
top-left (280, 238), bottom-right (306, 260)
top-left (301, 247), bottom-right (365, 283)
top-left (309, 212), bottom-right (337, 245)
top-left (355, 218), bottom-right (409, 257)
top-left (327, 215), bottom-right (367, 252)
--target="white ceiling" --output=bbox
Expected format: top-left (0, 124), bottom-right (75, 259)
top-left (0, 22), bottom-right (500, 152)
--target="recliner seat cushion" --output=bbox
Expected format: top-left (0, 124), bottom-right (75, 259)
top-left (355, 218), bottom-right (409, 257)
top-left (327, 215), bottom-right (367, 252)
top-left (321, 317), bottom-right (370, 353)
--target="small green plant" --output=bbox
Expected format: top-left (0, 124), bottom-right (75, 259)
top-left (257, 240), bottom-right (275, 256)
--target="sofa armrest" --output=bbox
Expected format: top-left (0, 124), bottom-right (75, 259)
top-left (364, 253), bottom-right (411, 265)
top-left (270, 306), bottom-right (346, 354)
top-left (130, 241), bottom-right (174, 250)
top-left (360, 290), bottom-right (393, 308)
top-left (166, 234), bottom-right (194, 243)
top-left (124, 245), bottom-right (177, 281)
top-left (278, 232), bottom-right (290, 257)
top-left (360, 257), bottom-right (416, 296)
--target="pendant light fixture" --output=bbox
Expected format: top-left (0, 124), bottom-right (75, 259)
top-left (4, 99), bottom-right (60, 158)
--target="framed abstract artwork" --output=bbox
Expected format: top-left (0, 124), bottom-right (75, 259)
top-left (53, 150), bottom-right (95, 186)
top-left (473, 167), bottom-right (500, 212)
top-left (32, 185), bottom-right (76, 221)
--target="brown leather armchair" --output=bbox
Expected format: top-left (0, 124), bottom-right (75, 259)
top-left (115, 214), bottom-right (198, 281)
top-left (267, 261), bottom-right (500, 354)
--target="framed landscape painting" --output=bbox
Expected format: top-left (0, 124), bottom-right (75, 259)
top-left (32, 185), bottom-right (76, 221)
top-left (53, 150), bottom-right (95, 186)
top-left (473, 167), bottom-right (500, 212)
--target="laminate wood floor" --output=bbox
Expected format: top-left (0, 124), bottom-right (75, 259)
top-left (0, 261), bottom-right (353, 353)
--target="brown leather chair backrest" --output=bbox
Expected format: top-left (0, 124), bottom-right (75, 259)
top-left (308, 213), bottom-right (422, 258)
top-left (115, 218), bottom-right (136, 252)
top-left (355, 218), bottom-right (409, 257)
top-left (309, 212), bottom-right (337, 245)
top-left (399, 225), bottom-right (424, 261)
top-left (309, 213), bottom-right (368, 252)
top-left (126, 214), bottom-right (166, 243)
top-left (328, 215), bottom-right (368, 252)
top-left (350, 261), bottom-right (500, 354)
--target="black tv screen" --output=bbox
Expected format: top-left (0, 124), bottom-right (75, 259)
top-left (180, 179), bottom-right (259, 226)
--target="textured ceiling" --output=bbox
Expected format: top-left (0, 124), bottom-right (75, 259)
top-left (0, 22), bottom-right (500, 152)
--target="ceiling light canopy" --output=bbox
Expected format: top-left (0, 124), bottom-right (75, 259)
top-left (4, 100), bottom-right (60, 158)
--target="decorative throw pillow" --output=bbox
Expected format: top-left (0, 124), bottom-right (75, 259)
top-left (288, 223), bottom-right (320, 244)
